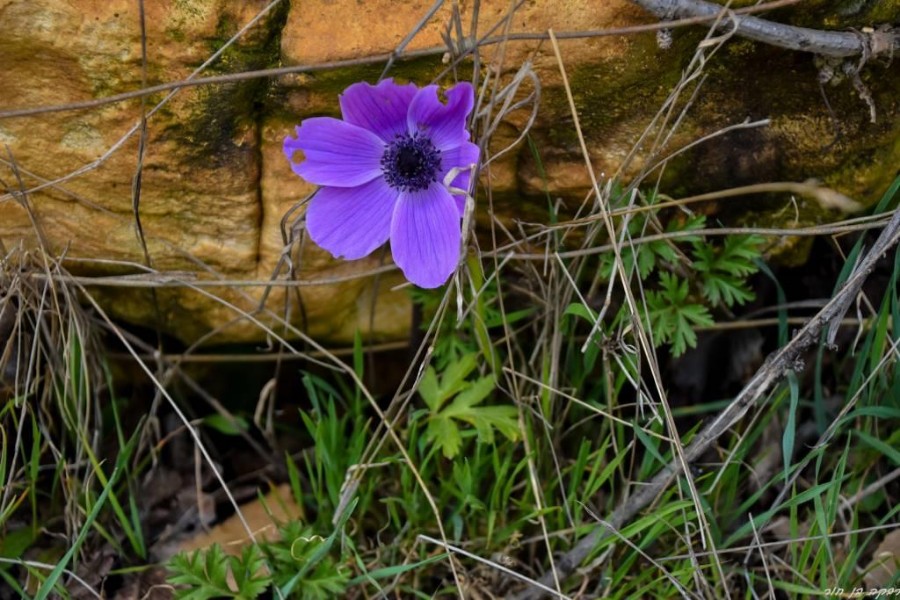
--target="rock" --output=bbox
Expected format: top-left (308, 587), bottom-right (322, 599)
top-left (0, 0), bottom-right (898, 344)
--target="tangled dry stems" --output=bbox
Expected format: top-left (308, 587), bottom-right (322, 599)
top-left (0, 0), bottom-right (897, 598)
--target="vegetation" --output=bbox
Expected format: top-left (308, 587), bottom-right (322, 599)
top-left (1, 2), bottom-right (898, 599)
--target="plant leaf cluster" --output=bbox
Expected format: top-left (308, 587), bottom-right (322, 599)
top-left (417, 353), bottom-right (519, 459)
top-left (167, 518), bottom-right (351, 599)
top-left (595, 191), bottom-right (764, 355)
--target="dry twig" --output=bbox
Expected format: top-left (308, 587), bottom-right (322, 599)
top-left (631, 0), bottom-right (899, 58)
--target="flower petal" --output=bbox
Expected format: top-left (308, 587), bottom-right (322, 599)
top-left (284, 117), bottom-right (385, 187)
top-left (407, 82), bottom-right (475, 151)
top-left (390, 184), bottom-right (461, 288)
top-left (306, 178), bottom-right (397, 260)
top-left (340, 79), bottom-right (418, 141)
top-left (439, 140), bottom-right (480, 215)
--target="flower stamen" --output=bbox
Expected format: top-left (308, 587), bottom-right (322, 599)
top-left (381, 133), bottom-right (441, 192)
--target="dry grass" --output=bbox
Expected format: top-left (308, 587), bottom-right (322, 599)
top-left (0, 1), bottom-right (897, 598)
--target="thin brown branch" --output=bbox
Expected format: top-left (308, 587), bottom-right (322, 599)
top-left (107, 340), bottom-right (410, 364)
top-left (496, 214), bottom-right (894, 261)
top-left (631, 0), bottom-right (899, 58)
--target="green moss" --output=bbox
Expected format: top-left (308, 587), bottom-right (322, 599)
top-left (165, 0), bottom-right (214, 45)
top-left (307, 60), bottom-right (433, 97)
top-left (173, 0), bottom-right (209, 19)
top-left (705, 0), bottom-right (763, 7)
top-left (266, 56), bottom-right (456, 125)
top-left (863, 0), bottom-right (900, 21)
top-left (702, 0), bottom-right (900, 29)
top-left (825, 132), bottom-right (900, 202)
top-left (771, 0), bottom-right (900, 26)
top-left (548, 32), bottom-right (689, 143)
top-left (166, 27), bottom-right (186, 43)
top-left (170, 2), bottom-right (289, 168)
top-left (321, 60), bottom-right (439, 101)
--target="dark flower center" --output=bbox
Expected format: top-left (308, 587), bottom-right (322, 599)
top-left (381, 133), bottom-right (441, 192)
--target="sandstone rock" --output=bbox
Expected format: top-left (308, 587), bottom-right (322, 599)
top-left (0, 0), bottom-right (898, 344)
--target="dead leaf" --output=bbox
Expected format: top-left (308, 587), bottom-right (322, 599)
top-left (178, 483), bottom-right (302, 554)
top-left (864, 528), bottom-right (900, 589)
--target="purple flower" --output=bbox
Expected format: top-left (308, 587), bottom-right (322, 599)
top-left (283, 79), bottom-right (479, 289)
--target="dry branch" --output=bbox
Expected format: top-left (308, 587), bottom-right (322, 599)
top-left (631, 0), bottom-right (899, 58)
top-left (516, 205), bottom-right (900, 598)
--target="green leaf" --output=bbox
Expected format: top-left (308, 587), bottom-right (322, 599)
top-left (646, 238), bottom-right (678, 265)
top-left (0, 528), bottom-right (36, 568)
top-left (232, 545), bottom-right (270, 599)
top-left (636, 243), bottom-right (658, 279)
top-left (203, 413), bottom-right (249, 436)
top-left (855, 430), bottom-right (900, 466)
top-left (443, 376), bottom-right (496, 415)
top-left (467, 405), bottom-right (520, 444)
top-left (563, 303), bottom-right (598, 323)
top-left (418, 366), bottom-right (441, 411)
top-left (782, 372), bottom-right (800, 485)
top-left (168, 545), bottom-right (234, 600)
top-left (167, 543), bottom-right (272, 600)
top-left (440, 353), bottom-right (479, 396)
top-left (644, 272), bottom-right (714, 356)
top-left (483, 307), bottom-right (535, 328)
top-left (669, 213), bottom-right (706, 238)
top-left (700, 272), bottom-right (755, 306)
top-left (278, 500), bottom-right (355, 599)
top-left (692, 235), bottom-right (763, 307)
top-left (348, 552), bottom-right (448, 585)
top-left (419, 358), bottom-right (518, 459)
top-left (658, 271), bottom-right (688, 303)
top-left (426, 414), bottom-right (463, 459)
top-left (298, 563), bottom-right (351, 599)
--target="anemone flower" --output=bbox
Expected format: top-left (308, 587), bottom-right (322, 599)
top-left (283, 79), bottom-right (479, 289)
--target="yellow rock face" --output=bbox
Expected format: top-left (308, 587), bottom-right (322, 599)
top-left (1, 0), bottom-right (898, 344)
top-left (0, 0), bottom-right (416, 344)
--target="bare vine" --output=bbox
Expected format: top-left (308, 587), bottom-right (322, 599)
top-left (631, 0), bottom-right (899, 59)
